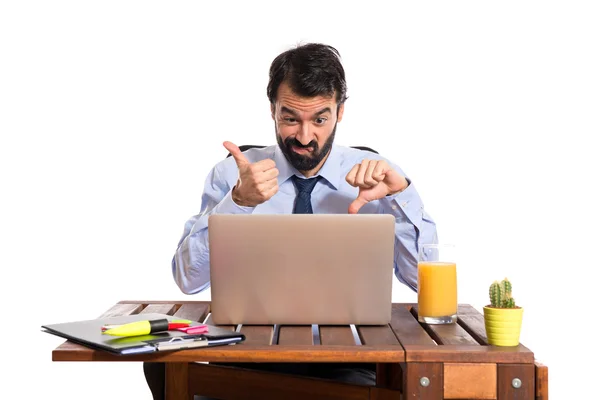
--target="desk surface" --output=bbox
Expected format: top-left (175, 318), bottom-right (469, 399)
top-left (52, 301), bottom-right (534, 364)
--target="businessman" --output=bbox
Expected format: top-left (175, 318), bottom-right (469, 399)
top-left (145, 43), bottom-right (437, 399)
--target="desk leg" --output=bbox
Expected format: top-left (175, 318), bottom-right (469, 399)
top-left (372, 363), bottom-right (403, 399)
top-left (498, 363), bottom-right (535, 400)
top-left (165, 362), bottom-right (191, 400)
top-left (402, 362), bottom-right (443, 400)
top-left (535, 361), bottom-right (549, 400)
top-left (376, 363), bottom-right (402, 390)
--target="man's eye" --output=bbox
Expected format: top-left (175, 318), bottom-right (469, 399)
top-left (315, 118), bottom-right (327, 125)
top-left (284, 117), bottom-right (297, 123)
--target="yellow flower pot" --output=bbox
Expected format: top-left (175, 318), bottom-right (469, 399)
top-left (483, 306), bottom-right (523, 347)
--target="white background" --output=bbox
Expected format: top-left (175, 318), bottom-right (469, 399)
top-left (1, 1), bottom-right (598, 399)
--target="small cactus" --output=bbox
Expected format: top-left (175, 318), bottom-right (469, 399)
top-left (501, 278), bottom-right (512, 297)
top-left (488, 278), bottom-right (517, 308)
top-left (504, 297), bottom-right (516, 308)
top-left (489, 281), bottom-right (502, 307)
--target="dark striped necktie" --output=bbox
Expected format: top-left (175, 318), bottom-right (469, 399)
top-left (291, 175), bottom-right (321, 214)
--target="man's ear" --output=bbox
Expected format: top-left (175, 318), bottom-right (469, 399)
top-left (270, 104), bottom-right (275, 120)
top-left (337, 103), bottom-right (345, 123)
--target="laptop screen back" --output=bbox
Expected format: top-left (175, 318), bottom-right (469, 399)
top-left (208, 214), bottom-right (395, 325)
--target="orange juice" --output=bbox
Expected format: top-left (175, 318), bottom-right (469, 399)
top-left (418, 261), bottom-right (457, 318)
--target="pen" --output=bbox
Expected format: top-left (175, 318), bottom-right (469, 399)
top-left (102, 319), bottom-right (192, 337)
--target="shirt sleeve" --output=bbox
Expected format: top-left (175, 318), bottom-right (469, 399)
top-left (378, 178), bottom-right (438, 292)
top-left (171, 165), bottom-right (254, 294)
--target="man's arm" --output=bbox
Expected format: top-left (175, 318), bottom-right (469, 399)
top-left (172, 142), bottom-right (279, 294)
top-left (171, 165), bottom-right (254, 294)
top-left (379, 179), bottom-right (438, 292)
top-left (345, 156), bottom-right (438, 292)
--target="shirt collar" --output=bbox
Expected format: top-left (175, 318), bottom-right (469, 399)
top-left (274, 144), bottom-right (341, 189)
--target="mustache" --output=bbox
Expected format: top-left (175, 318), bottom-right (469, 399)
top-left (285, 137), bottom-right (318, 151)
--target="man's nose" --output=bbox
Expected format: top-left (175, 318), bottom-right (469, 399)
top-left (295, 123), bottom-right (314, 145)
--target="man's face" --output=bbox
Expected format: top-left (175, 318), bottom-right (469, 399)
top-left (272, 82), bottom-right (344, 173)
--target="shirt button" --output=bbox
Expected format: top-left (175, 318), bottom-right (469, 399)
top-left (401, 202), bottom-right (408, 208)
top-left (392, 205), bottom-right (398, 210)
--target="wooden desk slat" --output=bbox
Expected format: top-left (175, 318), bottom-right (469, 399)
top-left (410, 306), bottom-right (479, 346)
top-left (457, 304), bottom-right (489, 344)
top-left (239, 325), bottom-right (275, 345)
top-left (204, 313), bottom-right (235, 331)
top-left (425, 323), bottom-right (479, 345)
top-left (278, 326), bottom-right (313, 345)
top-left (98, 303), bottom-right (144, 318)
top-left (389, 304), bottom-right (436, 346)
top-left (172, 303), bottom-right (210, 323)
top-left (320, 326), bottom-right (357, 346)
top-left (356, 325), bottom-right (401, 346)
top-left (140, 303), bottom-right (178, 315)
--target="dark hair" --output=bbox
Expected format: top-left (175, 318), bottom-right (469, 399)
top-left (267, 43), bottom-right (348, 106)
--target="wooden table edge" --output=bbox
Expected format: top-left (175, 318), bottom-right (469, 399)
top-left (53, 342), bottom-right (406, 363)
top-left (403, 344), bottom-right (535, 363)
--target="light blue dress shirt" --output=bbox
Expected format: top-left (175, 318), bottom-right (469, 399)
top-left (172, 144), bottom-right (437, 295)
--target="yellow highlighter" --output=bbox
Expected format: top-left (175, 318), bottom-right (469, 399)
top-left (102, 319), bottom-right (191, 337)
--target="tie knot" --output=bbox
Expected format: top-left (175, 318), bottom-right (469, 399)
top-left (291, 175), bottom-right (321, 194)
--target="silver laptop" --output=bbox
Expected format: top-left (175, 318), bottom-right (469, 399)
top-left (208, 214), bottom-right (395, 325)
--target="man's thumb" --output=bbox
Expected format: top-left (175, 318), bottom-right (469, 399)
top-left (223, 141), bottom-right (249, 167)
top-left (348, 197), bottom-right (369, 214)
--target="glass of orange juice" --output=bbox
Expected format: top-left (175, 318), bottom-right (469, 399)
top-left (417, 244), bottom-right (457, 324)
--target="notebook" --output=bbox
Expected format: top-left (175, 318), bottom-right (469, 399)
top-left (42, 313), bottom-right (245, 355)
top-left (208, 214), bottom-right (395, 325)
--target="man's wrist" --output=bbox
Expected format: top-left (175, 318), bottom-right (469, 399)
top-left (231, 186), bottom-right (243, 206)
top-left (387, 178), bottom-right (409, 196)
top-left (232, 186), bottom-right (252, 207)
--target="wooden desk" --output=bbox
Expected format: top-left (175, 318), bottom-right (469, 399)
top-left (52, 301), bottom-right (548, 400)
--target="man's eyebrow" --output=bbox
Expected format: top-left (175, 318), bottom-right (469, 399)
top-left (280, 106), bottom-right (299, 116)
top-left (313, 107), bottom-right (332, 117)
top-left (280, 106), bottom-right (332, 118)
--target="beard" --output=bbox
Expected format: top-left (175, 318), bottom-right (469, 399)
top-left (276, 123), bottom-right (337, 172)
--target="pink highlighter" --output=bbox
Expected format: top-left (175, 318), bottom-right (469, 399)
top-left (177, 325), bottom-right (209, 334)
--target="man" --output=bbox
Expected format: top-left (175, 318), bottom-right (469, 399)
top-left (145, 43), bottom-right (437, 399)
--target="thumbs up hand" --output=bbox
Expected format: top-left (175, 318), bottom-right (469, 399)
top-left (223, 141), bottom-right (279, 207)
top-left (345, 159), bottom-right (408, 214)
